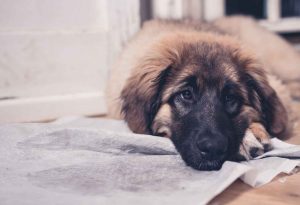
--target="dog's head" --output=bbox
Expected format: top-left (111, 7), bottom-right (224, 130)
top-left (121, 32), bottom-right (288, 170)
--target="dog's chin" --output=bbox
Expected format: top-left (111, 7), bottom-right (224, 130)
top-left (178, 149), bottom-right (227, 170)
top-left (184, 158), bottom-right (225, 171)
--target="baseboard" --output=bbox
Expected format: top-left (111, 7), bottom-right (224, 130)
top-left (0, 92), bottom-right (107, 123)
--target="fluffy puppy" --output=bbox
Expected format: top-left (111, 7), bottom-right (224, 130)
top-left (107, 17), bottom-right (298, 170)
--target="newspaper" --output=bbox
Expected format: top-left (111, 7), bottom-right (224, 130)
top-left (0, 117), bottom-right (299, 205)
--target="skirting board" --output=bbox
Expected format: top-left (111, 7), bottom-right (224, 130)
top-left (0, 92), bottom-right (107, 123)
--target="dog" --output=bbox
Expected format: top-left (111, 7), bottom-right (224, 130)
top-left (106, 16), bottom-right (299, 170)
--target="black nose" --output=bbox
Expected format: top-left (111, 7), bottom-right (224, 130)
top-left (196, 139), bottom-right (227, 160)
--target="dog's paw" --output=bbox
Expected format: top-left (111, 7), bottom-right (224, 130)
top-left (237, 124), bottom-right (273, 161)
top-left (249, 123), bottom-right (273, 152)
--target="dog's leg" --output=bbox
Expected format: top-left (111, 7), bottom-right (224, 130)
top-left (238, 123), bottom-right (273, 160)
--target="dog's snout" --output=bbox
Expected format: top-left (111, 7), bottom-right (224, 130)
top-left (195, 131), bottom-right (228, 160)
top-left (197, 140), bottom-right (227, 159)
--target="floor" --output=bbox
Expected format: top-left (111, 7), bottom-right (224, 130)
top-left (210, 102), bottom-right (300, 205)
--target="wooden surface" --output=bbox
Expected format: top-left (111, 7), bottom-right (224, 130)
top-left (210, 102), bottom-right (300, 205)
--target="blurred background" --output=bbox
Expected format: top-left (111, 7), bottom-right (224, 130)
top-left (0, 0), bottom-right (300, 123)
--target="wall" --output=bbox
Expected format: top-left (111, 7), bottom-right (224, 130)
top-left (0, 0), bottom-right (140, 122)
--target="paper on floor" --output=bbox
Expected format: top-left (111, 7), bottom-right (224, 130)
top-left (0, 117), bottom-right (299, 205)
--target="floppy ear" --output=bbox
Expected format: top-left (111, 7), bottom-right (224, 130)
top-left (120, 61), bottom-right (172, 134)
top-left (246, 67), bottom-right (289, 139)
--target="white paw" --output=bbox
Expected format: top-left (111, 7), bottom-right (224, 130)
top-left (238, 129), bottom-right (271, 160)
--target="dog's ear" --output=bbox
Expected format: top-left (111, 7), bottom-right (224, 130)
top-left (245, 66), bottom-right (289, 139)
top-left (120, 61), bottom-right (172, 134)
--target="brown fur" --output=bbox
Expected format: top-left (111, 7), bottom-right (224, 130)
top-left (111, 27), bottom-right (292, 134)
top-left (106, 17), bottom-right (299, 166)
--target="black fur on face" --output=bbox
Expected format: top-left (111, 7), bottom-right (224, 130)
top-left (166, 76), bottom-right (248, 170)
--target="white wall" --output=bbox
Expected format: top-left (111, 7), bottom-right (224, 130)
top-left (0, 0), bottom-right (140, 122)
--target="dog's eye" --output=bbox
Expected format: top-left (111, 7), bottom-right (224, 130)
top-left (224, 94), bottom-right (241, 115)
top-left (225, 94), bottom-right (237, 104)
top-left (180, 90), bottom-right (193, 101)
top-left (225, 95), bottom-right (239, 107)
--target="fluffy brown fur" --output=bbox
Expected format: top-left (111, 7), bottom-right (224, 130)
top-left (106, 17), bottom-right (298, 170)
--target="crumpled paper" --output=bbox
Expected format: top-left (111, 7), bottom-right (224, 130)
top-left (0, 117), bottom-right (299, 205)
